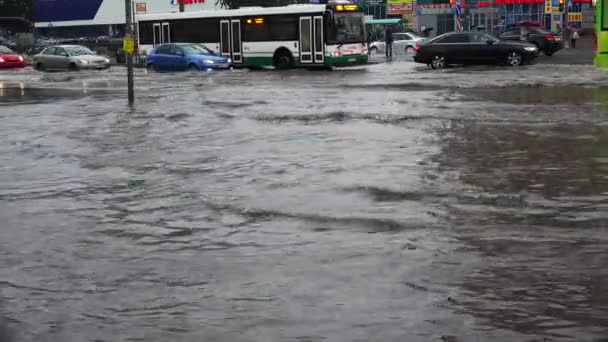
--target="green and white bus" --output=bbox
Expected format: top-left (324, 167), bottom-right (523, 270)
top-left (136, 1), bottom-right (368, 69)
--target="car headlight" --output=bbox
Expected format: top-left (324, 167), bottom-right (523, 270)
top-left (79, 60), bottom-right (90, 64)
top-left (524, 47), bottom-right (537, 51)
top-left (104, 58), bottom-right (110, 63)
top-left (227, 58), bottom-right (232, 64)
top-left (203, 59), bottom-right (215, 64)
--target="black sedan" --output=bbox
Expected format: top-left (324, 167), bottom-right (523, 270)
top-left (414, 32), bottom-right (539, 69)
top-left (498, 27), bottom-right (563, 56)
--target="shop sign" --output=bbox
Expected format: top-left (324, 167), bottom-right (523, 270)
top-left (387, 0), bottom-right (413, 14)
top-left (170, 0), bottom-right (205, 4)
top-left (135, 3), bottom-right (147, 13)
top-left (568, 12), bottom-right (582, 21)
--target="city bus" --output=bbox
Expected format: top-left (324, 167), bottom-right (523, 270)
top-left (136, 1), bottom-right (368, 69)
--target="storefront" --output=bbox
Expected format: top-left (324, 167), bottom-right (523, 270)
top-left (413, 0), bottom-right (448, 34)
top-left (387, 0), bottom-right (417, 29)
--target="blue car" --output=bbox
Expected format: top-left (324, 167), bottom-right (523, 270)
top-left (146, 43), bottom-right (231, 71)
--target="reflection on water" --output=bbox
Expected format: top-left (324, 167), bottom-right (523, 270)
top-left (469, 85), bottom-right (608, 107)
top-left (0, 81), bottom-right (122, 105)
top-left (1, 66), bottom-right (608, 341)
top-left (435, 120), bottom-right (608, 339)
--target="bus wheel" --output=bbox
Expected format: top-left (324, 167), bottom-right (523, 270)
top-left (273, 49), bottom-right (293, 70)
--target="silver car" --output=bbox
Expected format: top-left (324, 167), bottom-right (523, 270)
top-left (34, 45), bottom-right (111, 71)
top-left (369, 32), bottom-right (425, 55)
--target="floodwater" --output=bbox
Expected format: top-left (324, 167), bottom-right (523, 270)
top-left (1, 62), bottom-right (608, 342)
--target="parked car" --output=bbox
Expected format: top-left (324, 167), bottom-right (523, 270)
top-left (498, 27), bottom-right (563, 56)
top-left (0, 45), bottom-right (26, 69)
top-left (146, 43), bottom-right (231, 72)
top-left (33, 45), bottom-right (111, 71)
top-left (414, 31), bottom-right (539, 69)
top-left (369, 32), bottom-right (425, 55)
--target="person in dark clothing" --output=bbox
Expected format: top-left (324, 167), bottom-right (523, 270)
top-left (385, 26), bottom-right (393, 59)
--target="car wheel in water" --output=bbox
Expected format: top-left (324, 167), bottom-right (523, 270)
top-left (69, 63), bottom-right (79, 71)
top-left (273, 49), bottom-right (294, 70)
top-left (506, 51), bottom-right (523, 66)
top-left (35, 62), bottom-right (44, 71)
top-left (545, 51), bottom-right (554, 56)
top-left (431, 55), bottom-right (446, 69)
top-left (146, 64), bottom-right (156, 72)
top-left (188, 63), bottom-right (200, 71)
top-left (405, 46), bottom-right (414, 54)
top-left (369, 47), bottom-right (378, 55)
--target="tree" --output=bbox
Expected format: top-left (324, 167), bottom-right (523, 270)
top-left (0, 0), bottom-right (32, 20)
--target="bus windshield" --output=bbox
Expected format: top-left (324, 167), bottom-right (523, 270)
top-left (328, 12), bottom-right (365, 44)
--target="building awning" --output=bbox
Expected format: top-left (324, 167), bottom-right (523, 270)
top-left (365, 19), bottom-right (403, 25)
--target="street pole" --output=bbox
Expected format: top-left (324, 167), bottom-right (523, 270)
top-left (125, 0), bottom-right (135, 105)
top-left (179, 0), bottom-right (185, 12)
top-left (564, 0), bottom-right (569, 39)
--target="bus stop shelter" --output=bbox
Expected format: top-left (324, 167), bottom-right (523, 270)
top-left (365, 19), bottom-right (404, 26)
top-left (365, 19), bottom-right (404, 42)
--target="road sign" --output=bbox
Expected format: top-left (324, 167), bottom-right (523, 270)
top-left (123, 37), bottom-right (135, 55)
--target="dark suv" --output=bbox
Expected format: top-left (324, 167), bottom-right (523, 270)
top-left (498, 27), bottom-right (563, 56)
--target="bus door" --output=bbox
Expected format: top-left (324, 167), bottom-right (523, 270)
top-left (220, 20), bottom-right (242, 63)
top-left (299, 17), bottom-right (313, 64)
top-left (153, 22), bottom-right (171, 46)
top-left (313, 16), bottom-right (324, 63)
top-left (300, 16), bottom-right (324, 64)
top-left (153, 23), bottom-right (161, 46)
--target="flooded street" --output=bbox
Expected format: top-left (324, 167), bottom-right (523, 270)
top-left (1, 62), bottom-right (608, 341)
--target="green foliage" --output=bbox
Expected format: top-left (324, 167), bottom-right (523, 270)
top-left (0, 0), bottom-right (32, 20)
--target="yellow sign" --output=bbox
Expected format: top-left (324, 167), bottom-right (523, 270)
top-left (551, 6), bottom-right (561, 13)
top-left (544, 0), bottom-right (552, 13)
top-left (135, 3), bottom-right (147, 14)
top-left (568, 12), bottom-right (583, 22)
top-left (123, 37), bottom-right (135, 55)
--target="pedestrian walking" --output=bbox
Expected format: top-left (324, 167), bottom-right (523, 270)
top-left (385, 26), bottom-right (393, 59)
top-left (571, 29), bottom-right (579, 49)
top-left (562, 24), bottom-right (570, 48)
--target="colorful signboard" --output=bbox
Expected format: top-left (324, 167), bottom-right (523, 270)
top-left (568, 12), bottom-right (583, 21)
top-left (170, 0), bottom-right (205, 4)
top-left (387, 0), bottom-right (413, 15)
top-left (135, 3), bottom-right (147, 13)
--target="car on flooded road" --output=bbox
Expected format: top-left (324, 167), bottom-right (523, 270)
top-left (414, 31), bottom-right (539, 69)
top-left (33, 45), bottom-right (111, 71)
top-left (146, 43), bottom-right (231, 72)
top-left (498, 27), bottom-right (563, 56)
top-left (369, 32), bottom-right (425, 55)
top-left (0, 45), bottom-right (26, 69)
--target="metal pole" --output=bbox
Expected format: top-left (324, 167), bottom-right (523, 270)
top-left (564, 0), bottom-right (569, 34)
top-left (125, 0), bottom-right (134, 105)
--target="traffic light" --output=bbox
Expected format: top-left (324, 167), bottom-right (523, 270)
top-left (559, 0), bottom-right (564, 11)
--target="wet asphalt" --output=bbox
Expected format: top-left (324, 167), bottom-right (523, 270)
top-left (1, 61), bottom-right (608, 342)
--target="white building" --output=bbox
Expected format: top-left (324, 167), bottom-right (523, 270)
top-left (33, 0), bottom-right (220, 37)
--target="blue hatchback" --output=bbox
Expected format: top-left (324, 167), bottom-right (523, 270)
top-left (146, 43), bottom-right (231, 71)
